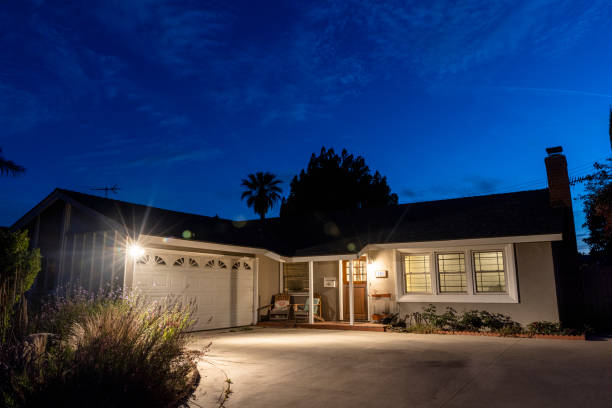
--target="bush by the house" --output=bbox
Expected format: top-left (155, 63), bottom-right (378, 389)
top-left (395, 304), bottom-right (522, 335)
top-left (389, 305), bottom-right (583, 337)
top-left (1, 288), bottom-right (200, 408)
top-left (526, 321), bottom-right (585, 336)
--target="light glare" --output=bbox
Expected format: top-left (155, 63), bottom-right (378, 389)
top-left (128, 244), bottom-right (145, 258)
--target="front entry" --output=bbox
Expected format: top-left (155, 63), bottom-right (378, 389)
top-left (343, 258), bottom-right (368, 320)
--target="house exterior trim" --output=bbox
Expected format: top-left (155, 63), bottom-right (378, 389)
top-left (366, 234), bottom-right (562, 251)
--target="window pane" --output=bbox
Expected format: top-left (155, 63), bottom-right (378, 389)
top-left (352, 260), bottom-right (367, 283)
top-left (473, 251), bottom-right (506, 293)
top-left (404, 255), bottom-right (431, 293)
top-left (284, 262), bottom-right (309, 292)
top-left (437, 253), bottom-right (467, 293)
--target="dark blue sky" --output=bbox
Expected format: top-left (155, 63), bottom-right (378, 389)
top-left (1, 1), bottom-right (611, 251)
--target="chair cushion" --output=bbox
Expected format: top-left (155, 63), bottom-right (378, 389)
top-left (274, 299), bottom-right (290, 311)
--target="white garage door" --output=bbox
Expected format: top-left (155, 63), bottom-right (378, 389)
top-left (133, 251), bottom-right (254, 331)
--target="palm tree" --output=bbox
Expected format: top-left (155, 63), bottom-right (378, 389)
top-left (241, 172), bottom-right (282, 219)
top-left (0, 148), bottom-right (25, 176)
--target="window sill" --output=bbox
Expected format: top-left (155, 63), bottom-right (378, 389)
top-left (397, 293), bottom-right (518, 304)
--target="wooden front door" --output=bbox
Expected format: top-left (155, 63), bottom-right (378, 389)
top-left (343, 258), bottom-right (368, 320)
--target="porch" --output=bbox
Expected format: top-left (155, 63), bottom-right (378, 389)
top-left (257, 320), bottom-right (386, 332)
top-left (259, 255), bottom-right (395, 327)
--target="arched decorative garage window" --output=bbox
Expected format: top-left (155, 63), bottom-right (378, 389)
top-left (232, 261), bottom-right (252, 271)
top-left (153, 256), bottom-right (166, 265)
top-left (218, 260), bottom-right (227, 269)
top-left (205, 259), bottom-right (215, 268)
top-left (136, 254), bottom-right (151, 264)
top-left (173, 257), bottom-right (185, 266)
top-left (189, 258), bottom-right (199, 267)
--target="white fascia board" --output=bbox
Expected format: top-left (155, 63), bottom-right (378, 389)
top-left (139, 234), bottom-right (288, 262)
top-left (138, 235), bottom-right (360, 263)
top-left (365, 234), bottom-right (562, 251)
top-left (288, 254), bottom-right (358, 262)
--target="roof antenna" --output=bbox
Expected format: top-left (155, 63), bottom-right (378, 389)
top-left (90, 184), bottom-right (120, 198)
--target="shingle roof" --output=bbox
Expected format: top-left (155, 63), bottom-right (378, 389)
top-left (56, 188), bottom-right (564, 257)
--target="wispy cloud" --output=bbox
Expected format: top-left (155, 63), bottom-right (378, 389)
top-left (2, 0), bottom-right (611, 133)
top-left (494, 86), bottom-right (612, 99)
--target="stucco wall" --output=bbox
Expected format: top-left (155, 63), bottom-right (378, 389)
top-left (393, 242), bottom-right (560, 325)
top-left (313, 261), bottom-right (340, 321)
top-left (367, 249), bottom-right (399, 316)
top-left (256, 255), bottom-right (280, 310)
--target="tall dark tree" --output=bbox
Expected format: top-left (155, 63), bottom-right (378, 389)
top-left (609, 106), bottom-right (612, 152)
top-left (0, 148), bottom-right (25, 176)
top-left (580, 158), bottom-right (612, 261)
top-left (241, 172), bottom-right (282, 219)
top-left (280, 147), bottom-right (398, 217)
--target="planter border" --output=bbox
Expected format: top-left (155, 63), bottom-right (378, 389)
top-left (432, 330), bottom-right (585, 341)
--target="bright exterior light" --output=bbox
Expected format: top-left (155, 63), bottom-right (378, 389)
top-left (128, 244), bottom-right (145, 258)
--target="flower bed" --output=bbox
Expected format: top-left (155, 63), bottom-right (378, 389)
top-left (433, 330), bottom-right (585, 341)
top-left (386, 304), bottom-right (587, 340)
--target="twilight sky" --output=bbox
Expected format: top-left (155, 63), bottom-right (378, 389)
top-left (1, 0), bottom-right (611, 251)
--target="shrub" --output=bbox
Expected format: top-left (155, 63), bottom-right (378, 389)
top-left (457, 310), bottom-right (483, 332)
top-left (0, 230), bottom-right (41, 342)
top-left (479, 311), bottom-right (514, 332)
top-left (2, 290), bottom-right (200, 408)
top-left (402, 305), bottom-right (526, 336)
top-left (421, 304), bottom-right (459, 330)
top-left (527, 321), bottom-right (561, 335)
top-left (404, 323), bottom-right (436, 334)
top-left (495, 322), bottom-right (523, 336)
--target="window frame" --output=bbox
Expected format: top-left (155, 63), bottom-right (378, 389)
top-left (436, 252), bottom-right (468, 294)
top-left (403, 253), bottom-right (434, 294)
top-left (396, 244), bottom-right (518, 303)
top-left (471, 250), bottom-right (508, 294)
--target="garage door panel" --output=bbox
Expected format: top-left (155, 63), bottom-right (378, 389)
top-left (133, 253), bottom-right (254, 331)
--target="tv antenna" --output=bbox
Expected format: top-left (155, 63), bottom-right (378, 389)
top-left (91, 184), bottom-right (120, 198)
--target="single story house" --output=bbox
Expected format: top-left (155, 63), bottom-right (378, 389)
top-left (12, 147), bottom-right (581, 330)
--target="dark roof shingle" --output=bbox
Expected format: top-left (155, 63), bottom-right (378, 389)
top-left (56, 188), bottom-right (564, 257)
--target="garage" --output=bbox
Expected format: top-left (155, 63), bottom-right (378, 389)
top-left (132, 250), bottom-right (255, 331)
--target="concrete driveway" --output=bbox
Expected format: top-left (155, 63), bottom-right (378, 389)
top-left (188, 327), bottom-right (612, 408)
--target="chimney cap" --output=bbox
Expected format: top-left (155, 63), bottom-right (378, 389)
top-left (546, 146), bottom-right (563, 155)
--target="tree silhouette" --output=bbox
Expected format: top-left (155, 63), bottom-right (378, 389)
top-left (280, 147), bottom-right (398, 217)
top-left (0, 148), bottom-right (25, 176)
top-left (580, 159), bottom-right (612, 260)
top-left (241, 172), bottom-right (282, 219)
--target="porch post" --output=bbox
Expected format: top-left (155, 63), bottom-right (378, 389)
top-left (338, 260), bottom-right (343, 321)
top-left (308, 260), bottom-right (314, 324)
top-left (253, 257), bottom-right (259, 325)
top-left (349, 259), bottom-right (355, 326)
top-left (279, 262), bottom-right (284, 293)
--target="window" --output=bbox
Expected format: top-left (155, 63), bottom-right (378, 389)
top-left (437, 253), bottom-right (467, 293)
top-left (343, 258), bottom-right (367, 283)
top-left (284, 262), bottom-right (309, 292)
top-left (473, 251), bottom-right (506, 293)
top-left (404, 254), bottom-right (432, 293)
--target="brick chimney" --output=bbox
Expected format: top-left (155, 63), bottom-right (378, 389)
top-left (544, 146), bottom-right (572, 208)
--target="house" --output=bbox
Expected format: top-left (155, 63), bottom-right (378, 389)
top-left (12, 147), bottom-right (580, 330)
